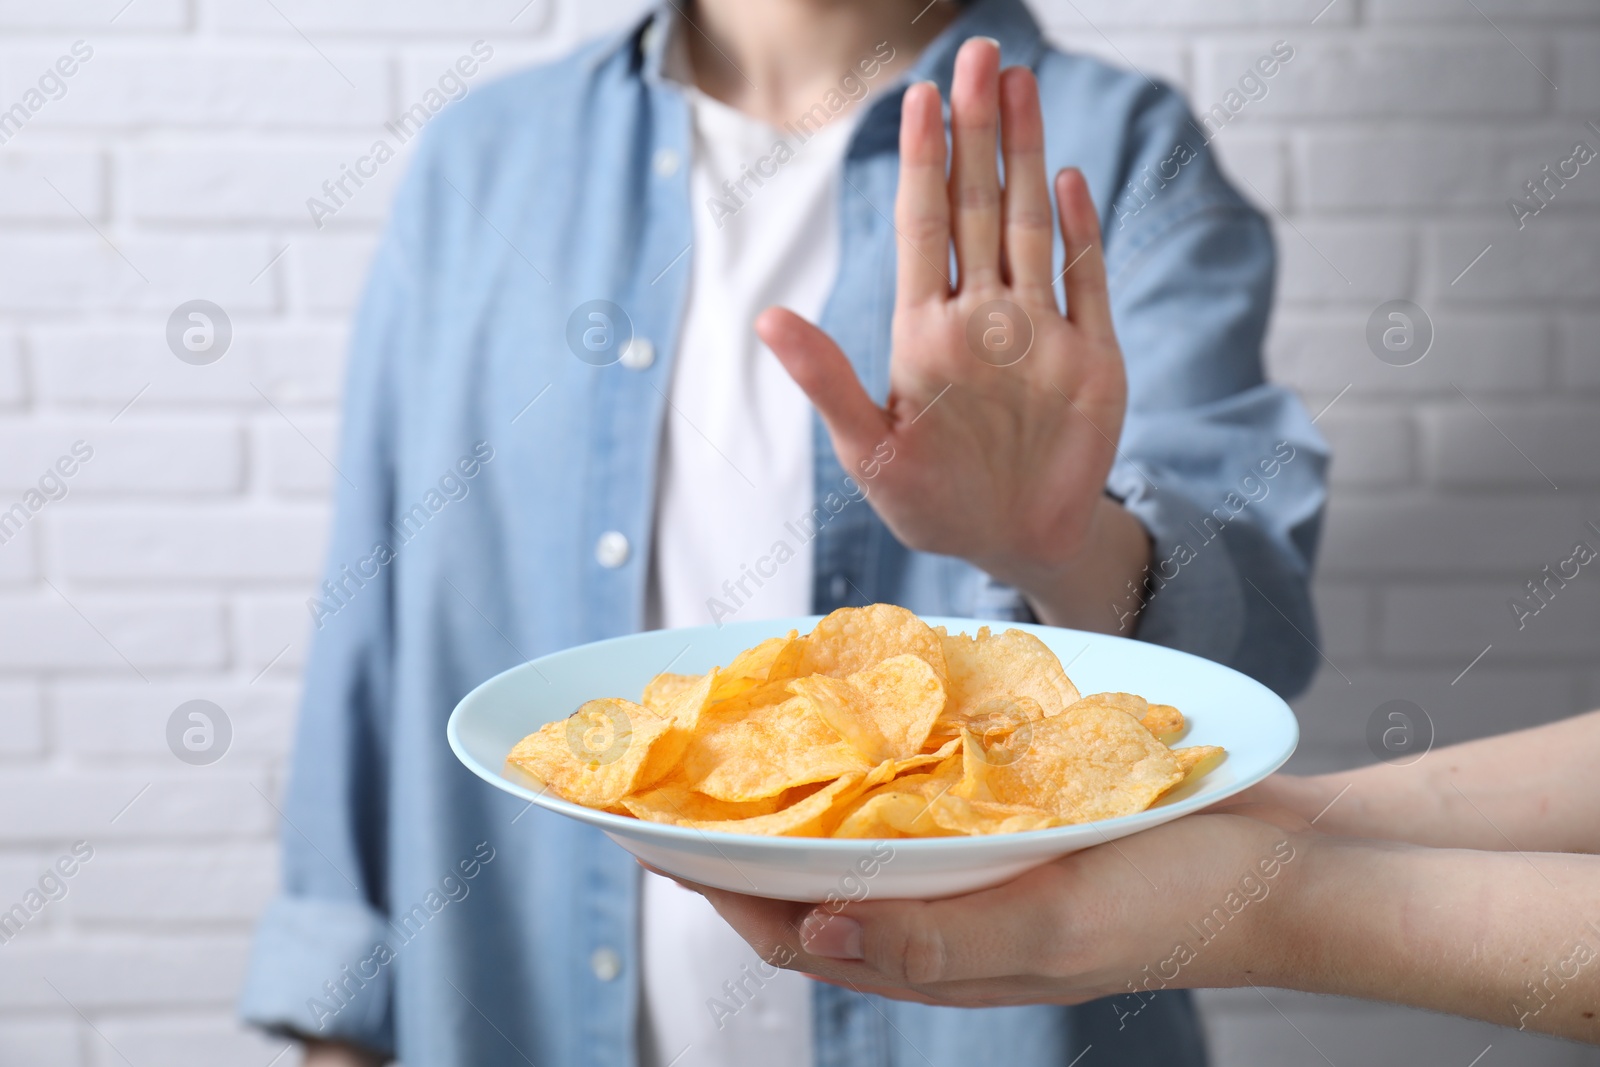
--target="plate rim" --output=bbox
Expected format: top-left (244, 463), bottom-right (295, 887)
top-left (447, 615), bottom-right (1299, 852)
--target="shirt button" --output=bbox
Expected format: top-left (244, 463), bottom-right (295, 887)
top-left (619, 337), bottom-right (655, 370)
top-left (590, 946), bottom-right (622, 982)
top-left (829, 574), bottom-right (848, 601)
top-left (652, 148), bottom-right (680, 178)
top-left (595, 531), bottom-right (630, 569)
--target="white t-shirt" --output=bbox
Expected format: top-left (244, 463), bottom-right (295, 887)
top-left (644, 100), bottom-right (844, 633)
top-left (639, 26), bottom-right (862, 1067)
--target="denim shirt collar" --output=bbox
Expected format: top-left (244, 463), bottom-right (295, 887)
top-left (600, 0), bottom-right (1047, 145)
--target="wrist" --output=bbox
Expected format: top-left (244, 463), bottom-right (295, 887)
top-left (978, 497), bottom-right (1151, 631)
top-left (1235, 829), bottom-right (1325, 989)
top-left (974, 494), bottom-right (1112, 585)
top-left (1253, 831), bottom-right (1430, 999)
top-left (1251, 773), bottom-right (1341, 826)
top-left (1186, 827), bottom-right (1324, 992)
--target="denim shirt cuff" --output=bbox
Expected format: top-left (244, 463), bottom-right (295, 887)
top-left (1107, 461), bottom-right (1246, 665)
top-left (238, 895), bottom-right (396, 1055)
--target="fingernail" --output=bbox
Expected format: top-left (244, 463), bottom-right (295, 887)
top-left (976, 36), bottom-right (1001, 49)
top-left (799, 909), bottom-right (864, 960)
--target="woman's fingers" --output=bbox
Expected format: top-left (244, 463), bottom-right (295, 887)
top-left (687, 857), bottom-right (1054, 986)
top-left (900, 41), bottom-right (1088, 314)
top-left (689, 880), bottom-right (812, 963)
top-left (1055, 167), bottom-right (1113, 336)
top-left (948, 38), bottom-right (1003, 290)
top-left (695, 872), bottom-right (1056, 991)
top-left (757, 307), bottom-right (887, 455)
top-left (802, 865), bottom-right (1064, 984)
top-left (895, 81), bottom-right (952, 308)
top-left (998, 66), bottom-right (1053, 295)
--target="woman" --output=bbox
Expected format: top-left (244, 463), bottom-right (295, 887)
top-left (240, 0), bottom-right (1326, 1063)
top-left (690, 710), bottom-right (1600, 1043)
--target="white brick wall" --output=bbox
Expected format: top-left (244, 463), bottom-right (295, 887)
top-left (0, 3), bottom-right (1594, 1066)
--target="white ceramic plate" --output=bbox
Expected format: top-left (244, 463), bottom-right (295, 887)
top-left (448, 616), bottom-right (1297, 902)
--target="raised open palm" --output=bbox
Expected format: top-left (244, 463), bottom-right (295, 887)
top-left (757, 38), bottom-right (1128, 587)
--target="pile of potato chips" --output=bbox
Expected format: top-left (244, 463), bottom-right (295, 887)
top-left (508, 605), bottom-right (1222, 838)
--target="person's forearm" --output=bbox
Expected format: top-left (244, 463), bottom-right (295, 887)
top-left (1252, 710), bottom-right (1600, 854)
top-left (1255, 834), bottom-right (1600, 1042)
top-left (983, 496), bottom-right (1152, 634)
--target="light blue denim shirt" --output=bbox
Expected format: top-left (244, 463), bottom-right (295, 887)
top-left (239, 0), bottom-right (1327, 1063)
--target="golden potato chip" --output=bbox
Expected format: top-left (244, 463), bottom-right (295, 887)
top-left (933, 626), bottom-right (1079, 740)
top-left (1172, 745), bottom-right (1225, 777)
top-left (1055, 691), bottom-right (1186, 743)
top-left (796, 604), bottom-right (947, 685)
top-left (508, 698), bottom-right (674, 808)
top-left (656, 669), bottom-right (718, 729)
top-left (898, 752), bottom-right (964, 796)
top-left (620, 774), bottom-right (787, 823)
top-left (1083, 691), bottom-right (1147, 718)
top-left (839, 756), bottom-right (1057, 838)
top-left (717, 634), bottom-right (788, 682)
top-left (784, 674), bottom-right (887, 761)
top-left (833, 788), bottom-right (955, 838)
top-left (706, 678), bottom-right (791, 717)
top-left (636, 670), bottom-right (720, 787)
top-left (833, 754), bottom-right (966, 835)
top-left (1141, 702), bottom-right (1185, 739)
top-left (709, 632), bottom-right (804, 703)
top-left (648, 773), bottom-right (867, 837)
top-left (683, 694), bottom-right (869, 802)
top-left (927, 794), bottom-right (1057, 836)
top-left (955, 727), bottom-right (989, 799)
top-left (642, 672), bottom-right (702, 716)
top-left (787, 654), bottom-right (944, 764)
top-left (959, 696), bottom-right (1044, 766)
top-left (958, 697), bottom-right (1184, 825)
top-left (862, 736), bottom-right (961, 790)
top-left (845, 654), bottom-right (946, 757)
